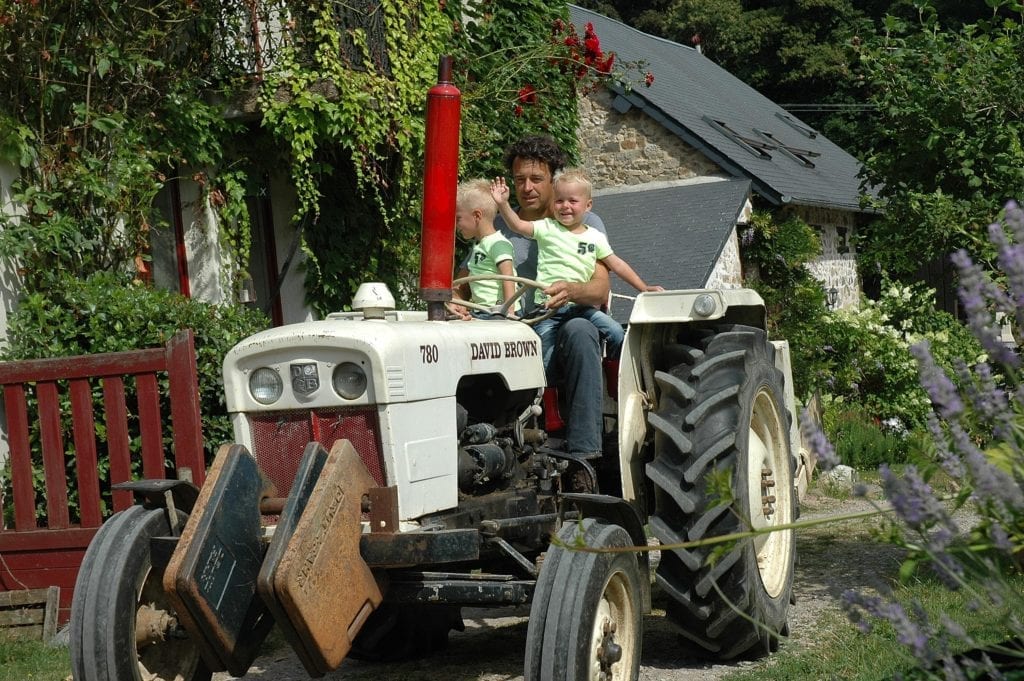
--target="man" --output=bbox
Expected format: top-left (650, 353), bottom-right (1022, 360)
top-left (457, 135), bottom-right (608, 457)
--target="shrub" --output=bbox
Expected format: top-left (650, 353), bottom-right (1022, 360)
top-left (808, 280), bottom-right (985, 435)
top-left (827, 406), bottom-right (908, 469)
top-left (1, 272), bottom-right (267, 523)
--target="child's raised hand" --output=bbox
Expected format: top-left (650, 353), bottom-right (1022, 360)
top-left (490, 177), bottom-right (511, 206)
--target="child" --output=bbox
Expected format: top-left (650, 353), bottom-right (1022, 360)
top-left (454, 179), bottom-right (517, 316)
top-left (490, 168), bottom-right (663, 373)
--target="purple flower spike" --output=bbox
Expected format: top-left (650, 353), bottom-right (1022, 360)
top-left (879, 464), bottom-right (955, 534)
top-left (800, 407), bottom-right (839, 471)
top-left (911, 342), bottom-right (964, 419)
top-left (952, 250), bottom-right (1020, 369)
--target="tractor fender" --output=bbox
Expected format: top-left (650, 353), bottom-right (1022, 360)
top-left (559, 493), bottom-right (652, 613)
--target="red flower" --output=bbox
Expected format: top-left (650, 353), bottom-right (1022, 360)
top-left (644, 71), bottom-right (655, 87)
top-left (597, 53), bottom-right (615, 74)
top-left (514, 105), bottom-right (524, 117)
top-left (691, 33), bottom-right (701, 46)
top-left (517, 84), bottom-right (537, 105)
top-left (552, 18), bottom-right (564, 33)
top-left (584, 35), bottom-right (601, 58)
top-left (564, 34), bottom-right (579, 48)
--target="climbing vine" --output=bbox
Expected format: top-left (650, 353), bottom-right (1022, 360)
top-left (0, 0), bottom-right (252, 293)
top-left (257, 0), bottom-right (452, 313)
top-left (0, 0), bottom-right (648, 315)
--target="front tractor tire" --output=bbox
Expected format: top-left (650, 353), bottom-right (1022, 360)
top-left (647, 324), bottom-right (795, 659)
top-left (70, 505), bottom-right (210, 681)
top-left (524, 518), bottom-right (643, 681)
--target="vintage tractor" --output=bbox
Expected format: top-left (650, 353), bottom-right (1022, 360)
top-left (69, 60), bottom-right (800, 681)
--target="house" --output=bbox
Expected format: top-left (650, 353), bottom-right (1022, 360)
top-left (568, 5), bottom-right (871, 317)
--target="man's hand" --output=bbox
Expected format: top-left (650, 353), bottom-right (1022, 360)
top-left (543, 280), bottom-right (582, 309)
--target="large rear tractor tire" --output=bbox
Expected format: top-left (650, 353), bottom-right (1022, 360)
top-left (70, 505), bottom-right (210, 681)
top-left (524, 518), bottom-right (643, 681)
top-left (647, 324), bottom-right (795, 659)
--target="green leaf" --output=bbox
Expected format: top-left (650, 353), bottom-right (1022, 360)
top-left (90, 117), bottom-right (121, 133)
top-left (898, 558), bottom-right (919, 583)
top-left (96, 57), bottom-right (111, 78)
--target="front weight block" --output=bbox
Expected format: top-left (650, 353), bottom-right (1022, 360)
top-left (163, 444), bottom-right (277, 677)
top-left (260, 439), bottom-right (384, 676)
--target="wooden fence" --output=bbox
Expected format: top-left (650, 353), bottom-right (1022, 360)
top-left (0, 329), bottom-right (206, 622)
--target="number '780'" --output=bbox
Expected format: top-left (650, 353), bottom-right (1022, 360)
top-left (420, 344), bottom-right (438, 363)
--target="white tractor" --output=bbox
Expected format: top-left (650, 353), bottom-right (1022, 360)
top-left (69, 61), bottom-right (801, 681)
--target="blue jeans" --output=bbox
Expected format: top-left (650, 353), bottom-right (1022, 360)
top-left (551, 317), bottom-right (604, 456)
top-left (533, 305), bottom-right (623, 377)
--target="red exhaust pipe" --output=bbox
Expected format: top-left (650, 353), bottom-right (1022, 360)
top-left (419, 56), bottom-right (461, 320)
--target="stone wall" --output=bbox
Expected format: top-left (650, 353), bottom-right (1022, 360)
top-left (789, 205), bottom-right (860, 310)
top-left (577, 90), bottom-right (722, 188)
top-left (576, 91), bottom-right (862, 304)
top-left (705, 228), bottom-right (743, 289)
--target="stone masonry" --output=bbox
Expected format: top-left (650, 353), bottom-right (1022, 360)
top-left (576, 90), bottom-right (860, 303)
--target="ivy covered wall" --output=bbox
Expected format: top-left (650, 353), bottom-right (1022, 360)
top-left (0, 1), bottom-right (638, 321)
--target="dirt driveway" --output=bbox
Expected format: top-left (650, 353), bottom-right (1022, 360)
top-left (214, 488), bottom-right (902, 680)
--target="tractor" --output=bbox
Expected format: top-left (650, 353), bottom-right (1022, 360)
top-left (69, 59), bottom-right (801, 681)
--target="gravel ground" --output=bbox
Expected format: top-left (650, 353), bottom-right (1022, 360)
top-left (212, 487), bottom-right (915, 681)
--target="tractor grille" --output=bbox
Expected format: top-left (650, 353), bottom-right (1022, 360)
top-left (248, 407), bottom-right (386, 499)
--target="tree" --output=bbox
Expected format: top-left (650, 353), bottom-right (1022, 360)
top-left (853, 14), bottom-right (1024, 277)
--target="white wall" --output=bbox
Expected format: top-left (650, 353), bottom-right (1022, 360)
top-left (267, 173), bottom-right (315, 323)
top-left (0, 161), bottom-right (25, 477)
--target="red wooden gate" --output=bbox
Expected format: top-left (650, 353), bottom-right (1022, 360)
top-left (0, 329), bottom-right (207, 621)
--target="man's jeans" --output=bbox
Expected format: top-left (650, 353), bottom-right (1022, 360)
top-left (550, 316), bottom-right (605, 456)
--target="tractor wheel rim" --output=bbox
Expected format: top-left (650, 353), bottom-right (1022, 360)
top-left (136, 566), bottom-right (201, 681)
top-left (747, 386), bottom-right (794, 599)
top-left (589, 570), bottom-right (636, 681)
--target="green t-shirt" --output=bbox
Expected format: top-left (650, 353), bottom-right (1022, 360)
top-left (467, 231), bottom-right (516, 306)
top-left (531, 218), bottom-right (613, 302)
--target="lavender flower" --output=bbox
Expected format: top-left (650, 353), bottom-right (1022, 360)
top-left (841, 591), bottom-right (934, 666)
top-left (989, 216), bottom-right (1024, 322)
top-left (1003, 200), bottom-right (1024, 244)
top-left (953, 360), bottom-right (1014, 440)
top-left (951, 249), bottom-right (1020, 369)
top-left (800, 407), bottom-right (839, 471)
top-left (879, 463), bottom-right (956, 535)
top-left (911, 341), bottom-right (964, 419)
top-left (927, 414), bottom-right (964, 478)
top-left (956, 431), bottom-right (1024, 516)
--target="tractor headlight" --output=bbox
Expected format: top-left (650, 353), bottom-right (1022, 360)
top-left (332, 362), bottom-right (367, 400)
top-left (692, 293), bottom-right (717, 317)
top-left (249, 367), bottom-right (283, 404)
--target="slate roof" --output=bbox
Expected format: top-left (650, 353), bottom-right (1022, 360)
top-left (595, 178), bottom-right (751, 319)
top-left (569, 5), bottom-right (870, 212)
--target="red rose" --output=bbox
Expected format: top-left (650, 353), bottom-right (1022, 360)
top-left (644, 71), bottom-right (655, 87)
top-left (517, 84), bottom-right (537, 105)
top-left (514, 105), bottom-right (524, 117)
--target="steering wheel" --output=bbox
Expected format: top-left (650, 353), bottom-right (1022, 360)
top-left (450, 274), bottom-right (558, 326)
